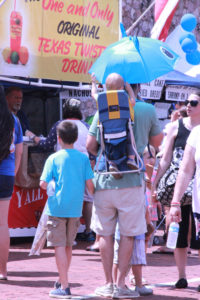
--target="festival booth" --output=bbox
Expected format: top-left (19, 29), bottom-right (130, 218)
top-left (0, 0), bottom-right (120, 236)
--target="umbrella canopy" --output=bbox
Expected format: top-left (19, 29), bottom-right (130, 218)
top-left (89, 36), bottom-right (179, 84)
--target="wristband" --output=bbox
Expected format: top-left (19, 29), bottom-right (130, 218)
top-left (171, 202), bottom-right (181, 207)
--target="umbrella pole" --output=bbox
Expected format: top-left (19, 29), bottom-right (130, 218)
top-left (126, 0), bottom-right (156, 35)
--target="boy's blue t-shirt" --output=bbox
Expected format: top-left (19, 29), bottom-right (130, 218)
top-left (0, 114), bottom-right (23, 176)
top-left (40, 149), bottom-right (94, 218)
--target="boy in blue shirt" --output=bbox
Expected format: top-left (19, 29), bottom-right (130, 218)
top-left (40, 120), bottom-right (94, 298)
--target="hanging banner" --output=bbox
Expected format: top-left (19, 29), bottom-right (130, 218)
top-left (62, 89), bottom-right (91, 99)
top-left (0, 0), bottom-right (119, 82)
top-left (8, 186), bottom-right (47, 229)
top-left (140, 78), bottom-right (165, 100)
top-left (165, 85), bottom-right (197, 101)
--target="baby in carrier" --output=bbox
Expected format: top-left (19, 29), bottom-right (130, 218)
top-left (91, 73), bottom-right (138, 179)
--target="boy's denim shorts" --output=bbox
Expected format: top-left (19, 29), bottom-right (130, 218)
top-left (47, 216), bottom-right (80, 247)
top-left (0, 175), bottom-right (15, 199)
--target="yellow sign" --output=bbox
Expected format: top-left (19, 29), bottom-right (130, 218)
top-left (0, 0), bottom-right (119, 82)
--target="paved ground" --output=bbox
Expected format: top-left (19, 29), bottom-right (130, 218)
top-left (1, 235), bottom-right (200, 300)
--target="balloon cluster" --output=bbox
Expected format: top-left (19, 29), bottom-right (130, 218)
top-left (179, 14), bottom-right (200, 65)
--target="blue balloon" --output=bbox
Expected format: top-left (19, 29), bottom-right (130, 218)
top-left (181, 37), bottom-right (197, 53)
top-left (186, 50), bottom-right (200, 65)
top-left (179, 32), bottom-right (196, 45)
top-left (180, 14), bottom-right (197, 32)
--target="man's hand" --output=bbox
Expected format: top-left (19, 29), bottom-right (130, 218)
top-left (91, 73), bottom-right (97, 99)
top-left (91, 73), bottom-right (96, 84)
top-left (25, 130), bottom-right (35, 138)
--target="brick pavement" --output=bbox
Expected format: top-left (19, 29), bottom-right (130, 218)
top-left (1, 239), bottom-right (200, 300)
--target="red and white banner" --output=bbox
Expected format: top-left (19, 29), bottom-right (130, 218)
top-left (8, 186), bottom-right (47, 229)
top-left (151, 0), bottom-right (180, 41)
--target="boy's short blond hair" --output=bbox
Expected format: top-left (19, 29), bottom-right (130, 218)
top-left (105, 73), bottom-right (124, 90)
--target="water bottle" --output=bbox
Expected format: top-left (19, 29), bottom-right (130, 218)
top-left (166, 222), bottom-right (179, 249)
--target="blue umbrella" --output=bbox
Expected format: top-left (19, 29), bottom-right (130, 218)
top-left (89, 36), bottom-right (179, 84)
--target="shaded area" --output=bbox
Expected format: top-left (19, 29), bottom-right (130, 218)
top-left (147, 252), bottom-right (200, 267)
top-left (8, 250), bottom-right (54, 262)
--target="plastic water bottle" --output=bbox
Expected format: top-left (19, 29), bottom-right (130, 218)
top-left (47, 180), bottom-right (55, 197)
top-left (166, 222), bottom-right (179, 249)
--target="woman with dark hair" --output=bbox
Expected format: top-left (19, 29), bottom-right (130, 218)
top-left (29, 98), bottom-right (87, 152)
top-left (0, 86), bottom-right (23, 280)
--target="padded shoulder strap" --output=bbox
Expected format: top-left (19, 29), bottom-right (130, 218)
top-left (98, 90), bottom-right (132, 122)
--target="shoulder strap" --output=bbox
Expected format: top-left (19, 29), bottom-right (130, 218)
top-left (147, 143), bottom-right (153, 158)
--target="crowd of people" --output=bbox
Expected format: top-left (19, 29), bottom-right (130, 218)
top-left (0, 79), bottom-right (200, 299)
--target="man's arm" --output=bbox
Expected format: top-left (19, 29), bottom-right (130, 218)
top-left (149, 132), bottom-right (164, 149)
top-left (86, 135), bottom-right (99, 156)
top-left (15, 143), bottom-right (23, 175)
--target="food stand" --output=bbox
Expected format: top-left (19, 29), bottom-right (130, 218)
top-left (0, 0), bottom-right (121, 236)
top-left (8, 142), bottom-right (52, 237)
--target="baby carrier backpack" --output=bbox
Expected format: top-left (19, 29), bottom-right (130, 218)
top-left (95, 90), bottom-right (143, 175)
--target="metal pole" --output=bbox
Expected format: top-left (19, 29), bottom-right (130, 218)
top-left (126, 0), bottom-right (156, 35)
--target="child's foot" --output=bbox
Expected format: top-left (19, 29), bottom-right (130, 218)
top-left (129, 275), bottom-right (147, 286)
top-left (49, 287), bottom-right (71, 298)
top-left (109, 163), bottom-right (123, 179)
top-left (54, 281), bottom-right (61, 289)
top-left (135, 286), bottom-right (153, 296)
top-left (127, 158), bottom-right (138, 170)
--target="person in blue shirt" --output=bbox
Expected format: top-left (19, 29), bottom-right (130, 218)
top-left (40, 120), bottom-right (94, 298)
top-left (0, 86), bottom-right (23, 281)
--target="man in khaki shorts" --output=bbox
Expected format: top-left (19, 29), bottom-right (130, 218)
top-left (86, 82), bottom-right (163, 299)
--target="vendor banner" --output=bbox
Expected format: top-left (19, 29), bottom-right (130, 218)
top-left (0, 0), bottom-right (119, 82)
top-left (166, 85), bottom-right (197, 101)
top-left (140, 78), bottom-right (165, 100)
top-left (8, 186), bottom-right (47, 228)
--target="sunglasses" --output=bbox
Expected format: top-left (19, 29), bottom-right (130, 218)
top-left (184, 100), bottom-right (200, 107)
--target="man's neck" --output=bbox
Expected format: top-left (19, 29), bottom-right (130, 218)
top-left (10, 108), bottom-right (17, 115)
